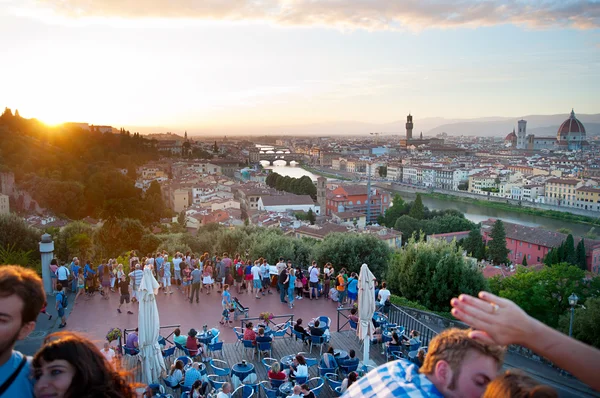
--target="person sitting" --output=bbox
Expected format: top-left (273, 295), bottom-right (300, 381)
top-left (186, 328), bottom-right (201, 357)
top-left (411, 348), bottom-right (426, 368)
top-left (165, 360), bottom-right (184, 386)
top-left (173, 327), bottom-right (187, 346)
top-left (309, 319), bottom-right (325, 337)
top-left (340, 371), bottom-right (358, 393)
top-left (320, 346), bottom-right (337, 369)
top-left (268, 362), bottom-right (287, 380)
top-left (217, 382), bottom-right (232, 398)
top-left (344, 328), bottom-right (504, 397)
top-left (348, 308), bottom-right (359, 323)
top-left (294, 319), bottom-right (309, 341)
top-left (403, 330), bottom-right (421, 352)
top-left (126, 327), bottom-right (139, 350)
top-left (339, 349), bottom-right (360, 369)
top-left (183, 362), bottom-right (202, 390)
top-left (387, 332), bottom-right (402, 348)
top-left (287, 355), bottom-right (308, 381)
top-left (483, 370), bottom-right (558, 398)
top-left (287, 384), bottom-right (302, 398)
top-left (243, 322), bottom-right (257, 346)
top-left (191, 379), bottom-right (210, 398)
top-left (256, 327), bottom-right (272, 354)
top-left (300, 383), bottom-right (316, 398)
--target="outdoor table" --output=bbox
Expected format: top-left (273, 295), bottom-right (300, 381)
top-left (334, 349), bottom-right (349, 361)
top-left (231, 362), bottom-right (256, 389)
top-left (372, 313), bottom-right (387, 324)
top-left (279, 381), bottom-right (294, 395)
top-left (197, 332), bottom-right (213, 345)
top-left (253, 325), bottom-right (273, 335)
top-left (280, 354), bottom-right (295, 370)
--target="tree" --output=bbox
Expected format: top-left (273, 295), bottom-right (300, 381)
top-left (378, 166), bottom-right (387, 178)
top-left (564, 234), bottom-right (576, 265)
top-left (213, 141), bottom-right (219, 153)
top-left (394, 215), bottom-right (421, 239)
top-left (0, 214), bottom-right (39, 254)
top-left (559, 297), bottom-right (600, 349)
top-left (557, 228), bottom-right (572, 235)
top-left (584, 227), bottom-right (598, 240)
top-left (521, 255), bottom-right (528, 266)
top-left (487, 219), bottom-right (509, 265)
top-left (462, 228), bottom-right (485, 260)
top-left (408, 194), bottom-right (425, 220)
top-left (307, 208), bottom-right (316, 225)
top-left (576, 239), bottom-right (587, 271)
top-left (177, 210), bottom-right (187, 226)
top-left (381, 194), bottom-right (406, 227)
top-left (387, 235), bottom-right (488, 312)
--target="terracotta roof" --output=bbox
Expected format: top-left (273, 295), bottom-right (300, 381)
top-left (558, 109), bottom-right (586, 135)
top-left (338, 185), bottom-right (368, 196)
top-left (260, 194), bottom-right (315, 207)
top-left (545, 178), bottom-right (580, 185)
top-left (576, 186), bottom-right (600, 194)
top-left (333, 211), bottom-right (365, 219)
top-left (295, 224), bottom-right (349, 239)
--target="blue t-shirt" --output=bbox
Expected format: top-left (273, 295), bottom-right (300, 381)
top-left (347, 277), bottom-right (358, 294)
top-left (0, 351), bottom-right (33, 397)
top-left (156, 257), bottom-right (164, 269)
top-left (72, 264), bottom-right (80, 278)
top-left (222, 290), bottom-right (231, 305)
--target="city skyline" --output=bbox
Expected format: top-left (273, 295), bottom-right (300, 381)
top-left (1, 0), bottom-right (599, 130)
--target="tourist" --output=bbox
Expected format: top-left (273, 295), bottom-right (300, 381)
top-left (186, 329), bottom-right (201, 357)
top-left (483, 370), bottom-right (557, 398)
top-left (287, 268), bottom-right (296, 309)
top-left (268, 362), bottom-right (287, 380)
top-left (33, 332), bottom-right (135, 397)
top-left (348, 308), bottom-right (359, 324)
top-left (339, 349), bottom-right (359, 369)
top-left (300, 383), bottom-right (316, 398)
top-left (278, 261), bottom-right (288, 304)
top-left (251, 260), bottom-right (262, 299)
top-left (74, 271), bottom-right (85, 304)
top-left (287, 355), bottom-right (308, 381)
top-left (50, 258), bottom-right (59, 293)
top-left (217, 382), bottom-right (232, 398)
top-left (308, 261), bottom-right (320, 300)
top-left (216, 256), bottom-right (225, 293)
top-left (126, 328), bottom-right (139, 350)
top-left (220, 284), bottom-right (232, 325)
top-left (243, 322), bottom-right (257, 346)
top-left (173, 252), bottom-right (182, 287)
top-left (190, 265), bottom-right (202, 303)
top-left (128, 264), bottom-right (143, 303)
top-left (336, 270), bottom-right (346, 309)
top-left (0, 265), bottom-right (45, 397)
top-left (55, 283), bottom-right (67, 328)
top-left (320, 346), bottom-right (337, 369)
top-left (294, 319), bottom-right (309, 340)
top-left (323, 263), bottom-right (333, 299)
top-left (403, 330), bottom-right (420, 349)
top-left (109, 259), bottom-right (117, 292)
top-left (309, 319), bottom-right (325, 337)
top-left (387, 332), bottom-right (402, 348)
top-left (39, 301), bottom-right (53, 321)
top-left (244, 260), bottom-right (253, 292)
top-left (165, 360), bottom-right (185, 386)
top-left (129, 251), bottom-right (139, 269)
top-left (182, 263), bottom-right (192, 298)
top-left (287, 384), bottom-right (302, 398)
top-left (450, 291), bottom-right (600, 391)
top-left (101, 263), bottom-right (111, 299)
top-left (173, 328), bottom-right (187, 346)
top-left (234, 256), bottom-right (244, 294)
top-left (202, 259), bottom-right (214, 294)
top-left (183, 362), bottom-right (202, 390)
top-left (83, 261), bottom-right (96, 297)
top-left (412, 348), bottom-right (426, 368)
top-left (70, 258), bottom-right (80, 292)
top-left (261, 258), bottom-right (272, 295)
top-left (256, 327), bottom-right (272, 355)
top-left (339, 372), bottom-right (358, 394)
top-left (377, 281), bottom-right (391, 309)
top-left (294, 266), bottom-right (304, 300)
top-left (345, 328), bottom-right (504, 397)
top-left (345, 272), bottom-right (358, 306)
top-left (56, 262), bottom-right (70, 294)
top-left (100, 342), bottom-right (116, 367)
top-left (275, 257), bottom-right (286, 291)
top-left (162, 254), bottom-right (173, 295)
top-left (117, 275), bottom-right (133, 315)
top-left (191, 379), bottom-right (210, 398)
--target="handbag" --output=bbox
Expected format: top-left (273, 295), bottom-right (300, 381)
top-left (0, 355), bottom-right (27, 395)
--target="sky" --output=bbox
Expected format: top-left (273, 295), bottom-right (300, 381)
top-left (0, 0), bottom-right (599, 133)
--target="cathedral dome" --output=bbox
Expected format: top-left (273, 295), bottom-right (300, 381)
top-left (556, 109), bottom-right (587, 149)
top-left (558, 109), bottom-right (586, 135)
top-left (505, 131), bottom-right (517, 141)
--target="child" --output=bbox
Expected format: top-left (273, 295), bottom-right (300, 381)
top-left (39, 303), bottom-right (52, 320)
top-left (74, 271), bottom-right (85, 304)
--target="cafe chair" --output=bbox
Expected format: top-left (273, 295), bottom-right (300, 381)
top-left (231, 385), bottom-right (254, 398)
top-left (243, 340), bottom-right (256, 359)
top-left (325, 373), bottom-right (342, 391)
top-left (208, 374), bottom-right (229, 391)
top-left (309, 335), bottom-right (326, 355)
top-left (209, 358), bottom-right (230, 377)
top-left (308, 377), bottom-right (324, 397)
top-left (260, 381), bottom-right (279, 398)
top-left (261, 357), bottom-right (278, 371)
top-left (208, 341), bottom-right (224, 358)
top-left (233, 327), bottom-right (245, 347)
top-left (257, 341), bottom-right (272, 360)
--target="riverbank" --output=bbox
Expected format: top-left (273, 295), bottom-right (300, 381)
top-left (425, 192), bottom-right (600, 227)
top-left (300, 164), bottom-right (351, 181)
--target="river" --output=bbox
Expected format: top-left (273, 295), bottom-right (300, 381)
top-left (263, 163), bottom-right (594, 236)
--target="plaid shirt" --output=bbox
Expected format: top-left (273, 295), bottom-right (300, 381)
top-left (342, 359), bottom-right (443, 398)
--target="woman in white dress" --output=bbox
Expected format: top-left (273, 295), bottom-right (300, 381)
top-left (202, 259), bottom-right (214, 294)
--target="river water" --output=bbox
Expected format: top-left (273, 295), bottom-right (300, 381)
top-left (265, 164), bottom-right (594, 236)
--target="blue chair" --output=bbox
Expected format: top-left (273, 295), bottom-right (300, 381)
top-left (268, 377), bottom-right (285, 388)
top-left (162, 376), bottom-right (181, 394)
top-left (309, 335), bottom-right (325, 355)
top-left (407, 342), bottom-right (422, 359)
top-left (243, 340), bottom-right (256, 359)
top-left (292, 329), bottom-right (307, 343)
top-left (318, 365), bottom-right (336, 377)
top-left (295, 375), bottom-right (308, 385)
top-left (318, 316), bottom-right (331, 330)
top-left (233, 327), bottom-right (245, 347)
top-left (242, 381), bottom-right (261, 397)
top-left (339, 362), bottom-right (359, 377)
top-left (175, 356), bottom-right (193, 369)
top-left (308, 377), bottom-right (324, 397)
top-left (158, 336), bottom-right (166, 346)
top-left (260, 381), bottom-right (279, 398)
top-left (333, 386), bottom-right (343, 396)
top-left (180, 385), bottom-right (191, 396)
top-left (348, 319), bottom-right (358, 333)
top-left (122, 345), bottom-right (139, 355)
top-left (325, 373), bottom-right (342, 391)
top-left (232, 385), bottom-right (254, 398)
top-left (359, 364), bottom-right (376, 377)
top-left (181, 393), bottom-right (190, 398)
top-left (208, 341), bottom-right (224, 358)
top-left (386, 345), bottom-right (402, 361)
top-left (207, 374), bottom-right (228, 390)
top-left (257, 341), bottom-right (272, 360)
top-left (209, 358), bottom-right (230, 377)
top-left (261, 357), bottom-right (278, 371)
top-left (162, 346), bottom-right (176, 358)
top-left (273, 322), bottom-right (290, 339)
top-left (298, 353), bottom-right (318, 368)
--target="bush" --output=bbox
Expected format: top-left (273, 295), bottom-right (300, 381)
top-left (0, 213), bottom-right (39, 254)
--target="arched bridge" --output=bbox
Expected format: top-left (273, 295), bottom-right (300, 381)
top-left (249, 149), bottom-right (304, 165)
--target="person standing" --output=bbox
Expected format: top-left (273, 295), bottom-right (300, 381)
top-left (162, 255), bottom-right (173, 295)
top-left (308, 261), bottom-right (320, 300)
top-left (49, 258), bottom-right (58, 294)
top-left (287, 268), bottom-right (296, 309)
top-left (100, 342), bottom-right (116, 367)
top-left (117, 275), bottom-right (134, 314)
top-left (109, 259), bottom-right (117, 292)
top-left (244, 260), bottom-right (253, 292)
top-left (55, 283), bottom-right (67, 328)
top-left (74, 271), bottom-right (85, 304)
top-left (56, 262), bottom-right (70, 295)
top-left (216, 256), bottom-right (226, 293)
top-left (347, 272), bottom-right (359, 306)
top-left (182, 263), bottom-right (191, 298)
top-left (251, 260), bottom-right (262, 299)
top-left (323, 263), bottom-right (332, 299)
top-left (336, 270), bottom-right (346, 309)
top-left (220, 284), bottom-right (232, 326)
top-left (221, 252), bottom-right (232, 279)
top-left (101, 263), bottom-right (111, 300)
top-left (0, 266), bottom-right (46, 397)
top-left (278, 262), bottom-right (288, 304)
top-left (203, 260), bottom-right (214, 294)
top-left (190, 265), bottom-right (202, 303)
top-left (71, 258), bottom-right (80, 293)
top-left (173, 252), bottom-right (182, 288)
top-left (128, 264), bottom-right (143, 303)
top-left (261, 258), bottom-right (272, 295)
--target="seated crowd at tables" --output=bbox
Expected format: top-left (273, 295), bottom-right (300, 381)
top-left (4, 263), bottom-right (600, 398)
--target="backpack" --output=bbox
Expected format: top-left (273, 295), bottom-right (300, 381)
top-left (158, 265), bottom-right (164, 278)
top-left (57, 292), bottom-right (68, 309)
top-left (237, 265), bottom-right (244, 277)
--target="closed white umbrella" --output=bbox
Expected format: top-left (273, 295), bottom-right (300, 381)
top-left (358, 263), bottom-right (376, 367)
top-left (138, 266), bottom-right (166, 384)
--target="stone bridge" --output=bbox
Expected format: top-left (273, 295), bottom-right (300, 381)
top-left (248, 149), bottom-right (304, 165)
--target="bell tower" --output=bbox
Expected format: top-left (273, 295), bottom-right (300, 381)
top-left (316, 176), bottom-right (327, 216)
top-left (406, 114), bottom-right (413, 140)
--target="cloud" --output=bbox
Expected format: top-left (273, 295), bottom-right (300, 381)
top-left (26, 0), bottom-right (600, 30)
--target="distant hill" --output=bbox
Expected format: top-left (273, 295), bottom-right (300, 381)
top-left (145, 132), bottom-right (185, 140)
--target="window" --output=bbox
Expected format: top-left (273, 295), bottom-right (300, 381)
top-left (528, 254), bottom-right (531, 260)
top-left (537, 257), bottom-right (541, 262)
top-left (519, 241), bottom-right (522, 246)
top-left (528, 243), bottom-right (531, 249)
top-left (357, 200), bottom-right (361, 205)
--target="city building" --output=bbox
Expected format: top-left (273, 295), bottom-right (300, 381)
top-left (574, 187), bottom-right (600, 212)
top-left (325, 185), bottom-right (390, 220)
top-left (332, 211), bottom-right (367, 228)
top-left (257, 194), bottom-right (319, 214)
top-left (544, 178), bottom-right (583, 207)
top-left (556, 109), bottom-right (588, 150)
top-left (399, 114), bottom-right (443, 148)
top-left (0, 193), bottom-right (9, 214)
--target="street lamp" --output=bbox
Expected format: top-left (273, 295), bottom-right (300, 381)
top-left (568, 293), bottom-right (579, 337)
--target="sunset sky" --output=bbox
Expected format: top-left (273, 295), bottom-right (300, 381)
top-left (1, 0), bottom-right (599, 132)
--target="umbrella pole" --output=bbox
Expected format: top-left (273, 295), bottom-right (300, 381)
top-left (363, 337), bottom-right (376, 368)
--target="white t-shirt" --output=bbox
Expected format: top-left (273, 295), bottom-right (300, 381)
top-left (251, 265), bottom-right (261, 280)
top-left (101, 348), bottom-right (115, 363)
top-left (173, 257), bottom-right (182, 271)
top-left (217, 392), bottom-right (230, 398)
top-left (56, 266), bottom-right (70, 280)
top-left (295, 364), bottom-right (309, 377)
top-left (309, 267), bottom-right (319, 283)
top-left (147, 257), bottom-right (155, 265)
top-left (379, 289), bottom-right (391, 305)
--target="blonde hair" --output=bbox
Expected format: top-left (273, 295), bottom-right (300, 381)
top-left (483, 370), bottom-right (558, 398)
top-left (420, 328), bottom-right (504, 383)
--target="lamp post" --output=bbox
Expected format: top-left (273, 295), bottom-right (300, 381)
top-left (568, 293), bottom-right (579, 337)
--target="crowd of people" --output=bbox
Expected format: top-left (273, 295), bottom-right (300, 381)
top-left (4, 260), bottom-right (600, 398)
